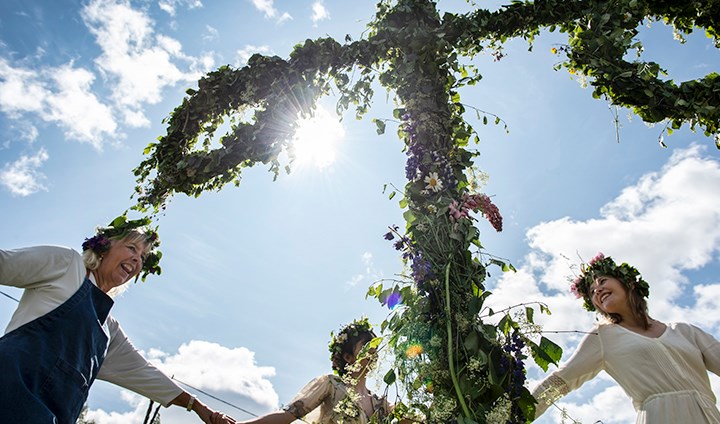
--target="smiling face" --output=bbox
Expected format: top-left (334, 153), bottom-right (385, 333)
top-left (94, 237), bottom-right (146, 292)
top-left (590, 275), bottom-right (630, 316)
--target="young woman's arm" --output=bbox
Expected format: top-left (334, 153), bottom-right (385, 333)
top-left (212, 375), bottom-right (332, 424)
top-left (532, 330), bottom-right (603, 419)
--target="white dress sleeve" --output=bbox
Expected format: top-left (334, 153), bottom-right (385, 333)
top-left (282, 374), bottom-right (332, 419)
top-left (0, 246), bottom-right (78, 289)
top-left (96, 316), bottom-right (183, 406)
top-left (532, 330), bottom-right (604, 419)
top-left (1, 246), bottom-right (86, 334)
top-left (688, 324), bottom-right (720, 376)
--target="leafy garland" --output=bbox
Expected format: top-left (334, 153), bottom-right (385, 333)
top-left (570, 252), bottom-right (650, 312)
top-left (131, 0), bottom-right (719, 422)
top-left (82, 215), bottom-right (162, 281)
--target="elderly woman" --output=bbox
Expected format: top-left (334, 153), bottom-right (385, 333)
top-left (0, 215), bottom-right (232, 424)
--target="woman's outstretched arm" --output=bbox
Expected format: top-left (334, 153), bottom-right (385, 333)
top-left (211, 411), bottom-right (296, 424)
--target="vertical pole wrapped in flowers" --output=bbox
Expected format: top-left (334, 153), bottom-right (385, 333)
top-left (366, 1), bottom-right (559, 423)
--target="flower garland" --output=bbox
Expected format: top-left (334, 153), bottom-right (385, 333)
top-left (82, 215), bottom-right (162, 281)
top-left (129, 0), bottom-right (718, 422)
top-left (328, 317), bottom-right (374, 375)
top-left (570, 253), bottom-right (650, 311)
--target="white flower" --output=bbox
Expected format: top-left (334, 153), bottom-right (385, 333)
top-left (424, 172), bottom-right (443, 192)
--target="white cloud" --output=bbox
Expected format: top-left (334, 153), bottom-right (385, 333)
top-left (0, 148), bottom-right (49, 196)
top-left (251, 0), bottom-right (277, 18)
top-left (87, 340), bottom-right (279, 423)
top-left (46, 65), bottom-right (118, 144)
top-left (276, 12), bottom-right (292, 24)
top-left (347, 251), bottom-right (379, 287)
top-left (158, 0), bottom-right (203, 16)
top-left (3, 122), bottom-right (39, 148)
top-left (0, 59), bottom-right (47, 114)
top-left (235, 45), bottom-right (273, 67)
top-left (250, 0), bottom-right (292, 23)
top-left (485, 145), bottom-right (720, 421)
top-left (1, 1), bottom-right (215, 142)
top-left (311, 1), bottom-right (330, 24)
top-left (81, 0), bottom-right (214, 127)
top-left (0, 59), bottom-right (116, 148)
top-left (545, 385), bottom-right (637, 424)
top-left (204, 25), bottom-right (219, 42)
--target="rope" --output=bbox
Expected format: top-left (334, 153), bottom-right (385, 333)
top-left (172, 376), bottom-right (259, 418)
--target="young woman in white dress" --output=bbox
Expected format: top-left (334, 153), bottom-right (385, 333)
top-left (532, 253), bottom-right (720, 423)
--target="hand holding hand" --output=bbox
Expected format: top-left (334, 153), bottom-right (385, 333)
top-left (209, 411), bottom-right (238, 424)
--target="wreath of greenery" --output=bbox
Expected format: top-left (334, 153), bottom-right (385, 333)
top-left (131, 1), bottom-right (718, 422)
top-left (83, 215), bottom-right (162, 281)
top-left (571, 252), bottom-right (650, 312)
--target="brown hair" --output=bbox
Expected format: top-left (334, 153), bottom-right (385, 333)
top-left (595, 275), bottom-right (650, 329)
top-left (331, 329), bottom-right (376, 376)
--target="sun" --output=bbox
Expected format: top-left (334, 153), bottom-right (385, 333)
top-left (291, 106), bottom-right (345, 168)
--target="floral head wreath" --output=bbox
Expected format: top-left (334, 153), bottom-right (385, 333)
top-left (82, 215), bottom-right (162, 281)
top-left (570, 252), bottom-right (650, 311)
top-left (328, 317), bottom-right (374, 373)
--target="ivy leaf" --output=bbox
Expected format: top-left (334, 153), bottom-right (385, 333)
top-left (464, 330), bottom-right (480, 353)
top-left (530, 336), bottom-right (563, 372)
top-left (383, 368), bottom-right (396, 385)
top-left (373, 118), bottom-right (386, 135)
top-left (526, 306), bottom-right (534, 323)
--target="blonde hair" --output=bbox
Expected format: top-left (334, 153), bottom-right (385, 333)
top-left (82, 230), bottom-right (152, 297)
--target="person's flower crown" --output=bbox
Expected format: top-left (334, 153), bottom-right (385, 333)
top-left (328, 317), bottom-right (373, 372)
top-left (82, 215), bottom-right (162, 281)
top-left (570, 252), bottom-right (650, 311)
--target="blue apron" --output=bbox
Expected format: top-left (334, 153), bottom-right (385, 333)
top-left (0, 278), bottom-right (114, 423)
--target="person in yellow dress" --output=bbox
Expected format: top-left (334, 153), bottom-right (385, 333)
top-left (212, 318), bottom-right (417, 424)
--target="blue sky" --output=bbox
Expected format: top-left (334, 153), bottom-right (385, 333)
top-left (0, 1), bottom-right (719, 423)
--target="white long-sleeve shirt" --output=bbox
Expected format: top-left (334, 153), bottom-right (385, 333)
top-left (0, 245), bottom-right (183, 406)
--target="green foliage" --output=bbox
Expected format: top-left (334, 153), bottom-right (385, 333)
top-left (130, 0), bottom-right (719, 422)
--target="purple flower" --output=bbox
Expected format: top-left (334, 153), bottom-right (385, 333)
top-left (385, 291), bottom-right (402, 310)
top-left (411, 253), bottom-right (434, 284)
top-left (383, 231), bottom-right (394, 240)
top-left (82, 234), bottom-right (111, 254)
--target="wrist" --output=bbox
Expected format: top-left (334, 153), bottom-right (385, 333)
top-left (186, 395), bottom-right (196, 412)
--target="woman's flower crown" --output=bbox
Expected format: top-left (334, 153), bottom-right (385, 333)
top-left (328, 317), bottom-right (373, 358)
top-left (82, 215), bottom-right (162, 281)
top-left (570, 252), bottom-right (650, 311)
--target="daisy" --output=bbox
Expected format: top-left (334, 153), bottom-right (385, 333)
top-left (424, 172), bottom-right (443, 192)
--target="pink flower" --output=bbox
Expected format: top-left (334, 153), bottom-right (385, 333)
top-left (473, 194), bottom-right (503, 232)
top-left (448, 194), bottom-right (503, 231)
top-left (569, 277), bottom-right (582, 299)
top-left (448, 200), bottom-right (468, 221)
top-left (589, 252), bottom-right (605, 266)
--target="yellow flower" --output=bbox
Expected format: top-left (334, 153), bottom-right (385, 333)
top-left (569, 68), bottom-right (576, 75)
top-left (406, 344), bottom-right (423, 358)
top-left (550, 47), bottom-right (557, 54)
